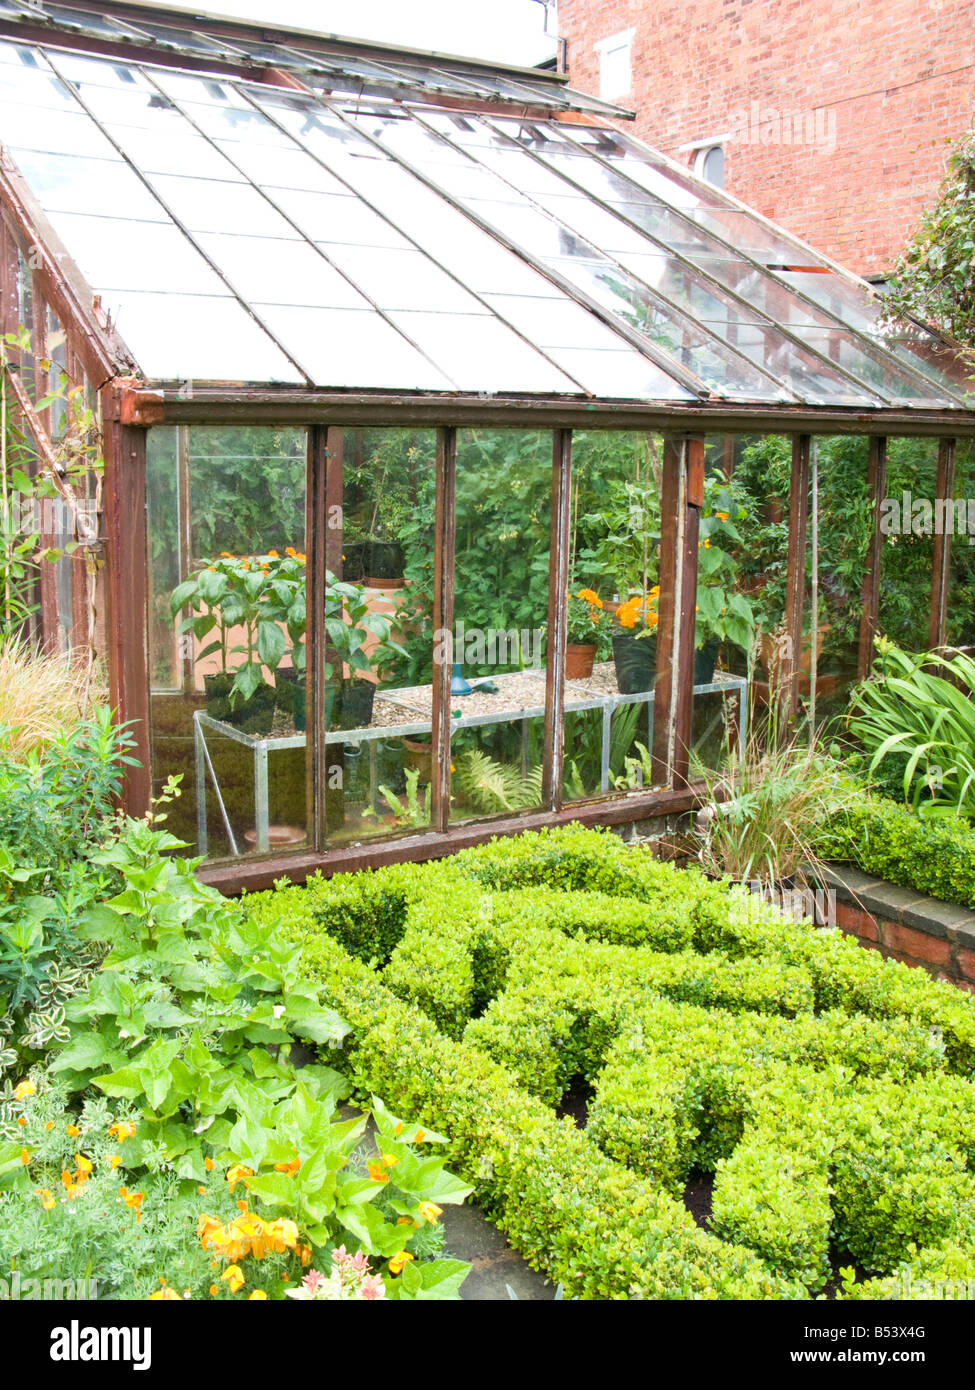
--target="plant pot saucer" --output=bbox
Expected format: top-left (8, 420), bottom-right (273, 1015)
top-left (243, 825), bottom-right (306, 850)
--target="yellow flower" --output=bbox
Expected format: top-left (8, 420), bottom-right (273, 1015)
top-left (248, 1289), bottom-right (268, 1300)
top-left (74, 1154), bottom-right (93, 1179)
top-left (204, 1157), bottom-right (214, 1172)
top-left (576, 588), bottom-right (602, 608)
top-left (107, 1155), bottom-right (122, 1170)
top-left (19, 1148), bottom-right (29, 1165)
top-left (388, 1251), bottom-right (414, 1276)
top-left (108, 1120), bottom-right (136, 1142)
top-left (226, 1163), bottom-right (254, 1192)
top-left (66, 1124), bottom-right (80, 1137)
top-left (222, 1265), bottom-right (245, 1294)
top-left (414, 1130), bottom-right (426, 1143)
top-left (381, 1153), bottom-right (399, 1168)
top-left (702, 538), bottom-right (710, 548)
top-left (44, 1121), bottom-right (54, 1131)
top-left (393, 1122), bottom-right (404, 1137)
top-left (419, 1201), bottom-right (443, 1224)
top-left (13, 1080), bottom-right (35, 1100)
top-left (267, 549), bottom-right (279, 558)
top-left (148, 1288), bottom-right (183, 1301)
top-left (273, 1156), bottom-right (300, 1176)
top-left (35, 1188), bottom-right (55, 1211)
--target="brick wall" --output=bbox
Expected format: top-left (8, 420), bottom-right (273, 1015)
top-left (824, 865), bottom-right (975, 993)
top-left (557, 0), bottom-right (975, 276)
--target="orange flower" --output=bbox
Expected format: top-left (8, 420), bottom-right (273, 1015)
top-left (108, 1120), bottom-right (136, 1141)
top-left (44, 1121), bottom-right (54, 1132)
top-left (222, 1265), bottom-right (244, 1294)
top-left (367, 1162), bottom-right (388, 1183)
top-left (19, 1149), bottom-right (28, 1166)
top-left (204, 1157), bottom-right (214, 1172)
top-left (35, 1188), bottom-right (55, 1211)
top-left (16, 1117), bottom-right (25, 1128)
top-left (273, 1156), bottom-right (300, 1177)
top-left (388, 1251), bottom-right (414, 1276)
top-left (716, 511), bottom-right (730, 522)
top-left (249, 1289), bottom-right (268, 1300)
top-left (148, 1287), bottom-right (183, 1301)
top-left (267, 550), bottom-right (279, 558)
top-left (209, 1284), bottom-right (218, 1298)
top-left (66, 1124), bottom-right (80, 1137)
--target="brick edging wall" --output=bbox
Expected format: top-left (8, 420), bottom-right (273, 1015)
top-left (822, 864), bottom-right (975, 994)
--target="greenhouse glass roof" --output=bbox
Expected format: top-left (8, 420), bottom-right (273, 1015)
top-left (0, 31), bottom-right (971, 409)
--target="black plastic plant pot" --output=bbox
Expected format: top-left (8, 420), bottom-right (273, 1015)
top-left (368, 540), bottom-right (404, 580)
top-left (203, 672), bottom-right (234, 723)
top-left (612, 632), bottom-right (657, 695)
top-left (341, 541), bottom-right (368, 581)
top-left (275, 667), bottom-right (306, 732)
top-left (694, 637), bottom-right (721, 685)
top-left (337, 679), bottom-right (376, 731)
top-left (226, 681), bottom-right (276, 737)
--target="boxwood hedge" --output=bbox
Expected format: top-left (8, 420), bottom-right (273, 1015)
top-left (247, 824), bottom-right (975, 1300)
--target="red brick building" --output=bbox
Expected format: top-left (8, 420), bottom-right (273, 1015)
top-left (556, 0), bottom-right (975, 278)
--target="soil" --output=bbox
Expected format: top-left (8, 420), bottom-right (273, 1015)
top-left (556, 1077), bottom-right (594, 1129)
top-left (683, 1170), bottom-right (714, 1228)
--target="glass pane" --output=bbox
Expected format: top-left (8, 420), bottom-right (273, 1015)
top-left (562, 430), bottom-right (670, 803)
top-left (449, 429), bottom-right (552, 822)
top-left (253, 305), bottom-right (455, 390)
top-left (0, 103), bottom-right (118, 157)
top-left (878, 439), bottom-right (937, 653)
top-left (269, 189), bottom-right (413, 248)
top-left (325, 429), bottom-right (437, 845)
top-left (322, 244), bottom-right (487, 312)
top-left (102, 292), bottom-right (304, 383)
top-left (9, 150), bottom-right (167, 220)
top-left (141, 174), bottom-right (302, 237)
top-left (194, 234), bottom-right (371, 308)
top-left (147, 425), bottom-right (310, 861)
top-left (386, 312), bottom-right (578, 393)
top-left (948, 442), bottom-right (975, 648)
top-left (799, 329), bottom-right (955, 406)
top-left (46, 213), bottom-right (226, 294)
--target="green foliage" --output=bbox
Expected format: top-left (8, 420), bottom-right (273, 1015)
top-left (250, 824), bottom-right (975, 1299)
top-left (849, 640), bottom-right (975, 816)
top-left (452, 749), bottom-right (544, 815)
top-left (0, 802), bottom-right (471, 1299)
top-left (821, 793), bottom-right (975, 909)
top-left (886, 129), bottom-right (975, 351)
top-left (0, 710), bottom-right (136, 1066)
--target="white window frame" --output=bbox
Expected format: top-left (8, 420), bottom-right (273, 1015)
top-left (594, 28), bottom-right (635, 101)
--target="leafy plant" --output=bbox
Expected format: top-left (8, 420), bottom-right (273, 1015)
top-left (848, 639), bottom-right (975, 817)
top-left (452, 749), bottom-right (543, 814)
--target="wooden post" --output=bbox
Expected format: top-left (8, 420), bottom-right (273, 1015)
top-left (101, 387), bottom-right (151, 817)
top-left (320, 426), bottom-right (344, 842)
top-left (431, 426), bottom-right (456, 833)
top-left (651, 435), bottom-right (703, 788)
top-left (780, 434), bottom-right (810, 723)
top-left (929, 437), bottom-right (956, 651)
top-left (857, 436), bottom-right (887, 679)
top-left (543, 428), bottom-right (571, 809)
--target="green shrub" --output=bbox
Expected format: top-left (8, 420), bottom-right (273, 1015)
top-left (248, 823), bottom-right (975, 1300)
top-left (823, 794), bottom-right (975, 909)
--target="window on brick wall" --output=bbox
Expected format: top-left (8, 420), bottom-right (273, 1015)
top-left (594, 28), bottom-right (634, 101)
top-left (694, 144), bottom-right (725, 190)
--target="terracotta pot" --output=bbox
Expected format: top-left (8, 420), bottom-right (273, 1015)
top-left (243, 825), bottom-right (306, 850)
top-left (366, 576), bottom-right (405, 592)
top-left (404, 736), bottom-right (432, 783)
top-left (565, 643), bottom-right (596, 681)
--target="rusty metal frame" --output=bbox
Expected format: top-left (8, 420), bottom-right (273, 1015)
top-left (857, 435), bottom-right (887, 679)
top-left (101, 386), bottom-right (151, 815)
top-left (929, 437), bottom-right (957, 650)
top-left (780, 434), bottom-right (811, 722)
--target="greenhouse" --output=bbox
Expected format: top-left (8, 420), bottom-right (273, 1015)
top-left (1, 0), bottom-right (973, 890)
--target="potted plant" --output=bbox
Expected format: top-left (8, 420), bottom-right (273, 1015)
top-left (694, 487), bottom-right (757, 683)
top-left (565, 587), bottom-right (612, 680)
top-left (612, 589), bottom-right (659, 694)
top-left (170, 551), bottom-right (290, 735)
top-left (324, 571), bottom-right (407, 730)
